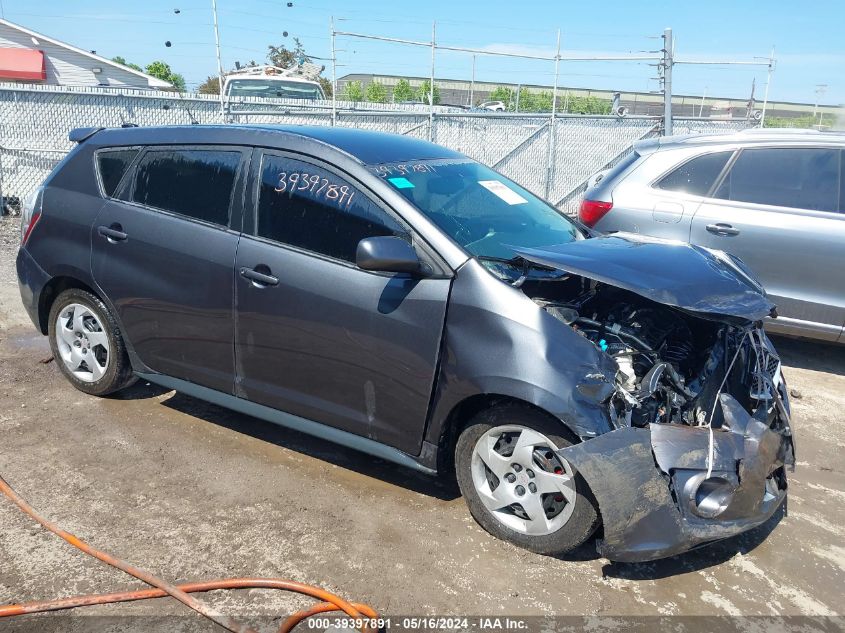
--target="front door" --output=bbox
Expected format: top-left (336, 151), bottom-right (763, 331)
top-left (234, 151), bottom-right (451, 454)
top-left (689, 146), bottom-right (845, 341)
top-left (91, 145), bottom-right (248, 392)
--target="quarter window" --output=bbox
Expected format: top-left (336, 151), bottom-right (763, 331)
top-left (131, 148), bottom-right (241, 225)
top-left (96, 149), bottom-right (139, 197)
top-left (714, 147), bottom-right (840, 212)
top-left (256, 155), bottom-right (409, 263)
top-left (656, 151), bottom-right (732, 196)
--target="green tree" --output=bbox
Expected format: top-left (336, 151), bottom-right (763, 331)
top-left (318, 76), bottom-right (333, 99)
top-left (416, 79), bottom-right (440, 104)
top-left (515, 87), bottom-right (539, 112)
top-left (488, 86), bottom-right (514, 108)
top-left (267, 38), bottom-right (308, 69)
top-left (197, 75), bottom-right (220, 95)
top-left (365, 81), bottom-right (388, 103)
top-left (764, 114), bottom-right (837, 128)
top-left (565, 95), bottom-right (611, 115)
top-left (533, 90), bottom-right (554, 112)
top-left (144, 61), bottom-right (185, 91)
top-left (111, 56), bottom-right (143, 72)
top-left (266, 37), bottom-right (330, 99)
top-left (343, 80), bottom-right (364, 102)
top-left (392, 78), bottom-right (414, 103)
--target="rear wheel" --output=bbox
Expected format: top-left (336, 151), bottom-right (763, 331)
top-left (455, 405), bottom-right (599, 555)
top-left (48, 288), bottom-right (135, 396)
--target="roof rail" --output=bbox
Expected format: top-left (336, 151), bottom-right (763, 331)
top-left (738, 127), bottom-right (821, 134)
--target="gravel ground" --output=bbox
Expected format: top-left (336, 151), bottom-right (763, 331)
top-left (0, 216), bottom-right (843, 632)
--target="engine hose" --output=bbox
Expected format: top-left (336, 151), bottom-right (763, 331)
top-left (0, 473), bottom-right (378, 633)
top-left (576, 317), bottom-right (656, 355)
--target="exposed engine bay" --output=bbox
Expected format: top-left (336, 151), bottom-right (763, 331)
top-left (522, 275), bottom-right (785, 432)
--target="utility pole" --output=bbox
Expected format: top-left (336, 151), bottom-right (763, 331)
top-left (662, 27), bottom-right (673, 136)
top-left (211, 0), bottom-right (225, 120)
top-left (760, 47), bottom-right (775, 127)
top-left (699, 86), bottom-right (707, 117)
top-left (813, 84), bottom-right (828, 125)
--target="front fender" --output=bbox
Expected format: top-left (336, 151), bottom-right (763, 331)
top-left (425, 260), bottom-right (617, 447)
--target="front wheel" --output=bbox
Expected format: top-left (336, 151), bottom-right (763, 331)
top-left (455, 405), bottom-right (600, 555)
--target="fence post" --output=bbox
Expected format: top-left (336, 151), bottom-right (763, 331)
top-left (0, 147), bottom-right (4, 215)
top-left (429, 21), bottom-right (436, 142)
top-left (662, 27), bottom-right (673, 136)
top-left (331, 17), bottom-right (337, 126)
top-left (544, 29), bottom-right (561, 200)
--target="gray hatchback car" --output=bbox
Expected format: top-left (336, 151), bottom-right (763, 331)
top-left (579, 129), bottom-right (845, 343)
top-left (17, 125), bottom-right (794, 562)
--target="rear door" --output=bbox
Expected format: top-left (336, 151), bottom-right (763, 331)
top-left (689, 146), bottom-right (845, 341)
top-left (91, 145), bottom-right (249, 392)
top-left (234, 150), bottom-right (451, 454)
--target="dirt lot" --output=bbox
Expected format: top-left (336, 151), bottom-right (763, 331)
top-left (0, 216), bottom-right (843, 631)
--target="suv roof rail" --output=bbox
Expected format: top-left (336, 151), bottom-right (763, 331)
top-left (68, 127), bottom-right (105, 143)
top-left (737, 127), bottom-right (821, 134)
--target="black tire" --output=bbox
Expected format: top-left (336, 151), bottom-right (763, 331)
top-left (455, 404), bottom-right (600, 556)
top-left (47, 288), bottom-right (136, 396)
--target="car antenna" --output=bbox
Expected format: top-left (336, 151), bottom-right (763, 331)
top-left (118, 112), bottom-right (138, 128)
top-left (174, 89), bottom-right (200, 125)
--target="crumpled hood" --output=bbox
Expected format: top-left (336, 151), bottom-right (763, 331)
top-left (513, 233), bottom-right (775, 321)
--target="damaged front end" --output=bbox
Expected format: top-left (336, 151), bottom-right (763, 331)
top-left (509, 235), bottom-right (795, 562)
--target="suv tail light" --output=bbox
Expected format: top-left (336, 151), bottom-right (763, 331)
top-left (578, 199), bottom-right (613, 227)
top-left (20, 186), bottom-right (44, 246)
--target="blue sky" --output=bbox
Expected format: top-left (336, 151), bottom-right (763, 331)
top-left (1, 0), bottom-right (842, 104)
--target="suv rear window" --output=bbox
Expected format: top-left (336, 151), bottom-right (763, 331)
top-left (656, 151), bottom-right (732, 196)
top-left (96, 149), bottom-right (139, 197)
top-left (131, 149), bottom-right (241, 226)
top-left (714, 147), bottom-right (840, 212)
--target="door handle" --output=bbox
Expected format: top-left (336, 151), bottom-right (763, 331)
top-left (240, 266), bottom-right (279, 287)
top-left (97, 224), bottom-right (128, 242)
top-left (705, 223), bottom-right (740, 236)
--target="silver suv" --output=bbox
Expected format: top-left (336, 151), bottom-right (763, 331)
top-left (580, 130), bottom-right (845, 343)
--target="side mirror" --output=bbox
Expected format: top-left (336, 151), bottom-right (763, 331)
top-left (356, 236), bottom-right (424, 275)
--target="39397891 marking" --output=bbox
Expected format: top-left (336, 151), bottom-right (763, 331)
top-left (274, 171), bottom-right (356, 208)
top-left (305, 617), bottom-right (392, 630)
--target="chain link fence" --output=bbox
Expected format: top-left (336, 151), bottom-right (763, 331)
top-left (0, 83), bottom-right (753, 216)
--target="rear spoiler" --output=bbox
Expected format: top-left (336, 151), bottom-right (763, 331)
top-left (68, 127), bottom-right (104, 143)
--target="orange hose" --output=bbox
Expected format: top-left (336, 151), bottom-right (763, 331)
top-left (0, 474), bottom-right (377, 632)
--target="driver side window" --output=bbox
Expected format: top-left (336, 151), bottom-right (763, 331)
top-left (256, 154), bottom-right (409, 263)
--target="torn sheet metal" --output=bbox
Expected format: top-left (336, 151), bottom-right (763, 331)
top-left (559, 394), bottom-right (793, 562)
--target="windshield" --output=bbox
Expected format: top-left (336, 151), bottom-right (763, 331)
top-left (226, 79), bottom-right (323, 100)
top-left (369, 159), bottom-right (582, 263)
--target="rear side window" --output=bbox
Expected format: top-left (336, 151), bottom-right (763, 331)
top-left (256, 155), bottom-right (409, 262)
top-left (96, 149), bottom-right (139, 197)
top-left (656, 151), bottom-right (732, 196)
top-left (131, 148), bottom-right (241, 225)
top-left (714, 147), bottom-right (840, 212)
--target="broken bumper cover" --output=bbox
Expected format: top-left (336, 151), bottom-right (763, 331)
top-left (558, 393), bottom-right (794, 562)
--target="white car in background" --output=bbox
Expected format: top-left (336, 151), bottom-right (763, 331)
top-left (478, 100), bottom-right (507, 112)
top-left (223, 65), bottom-right (325, 101)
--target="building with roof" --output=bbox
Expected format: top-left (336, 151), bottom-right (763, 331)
top-left (0, 18), bottom-right (171, 89)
